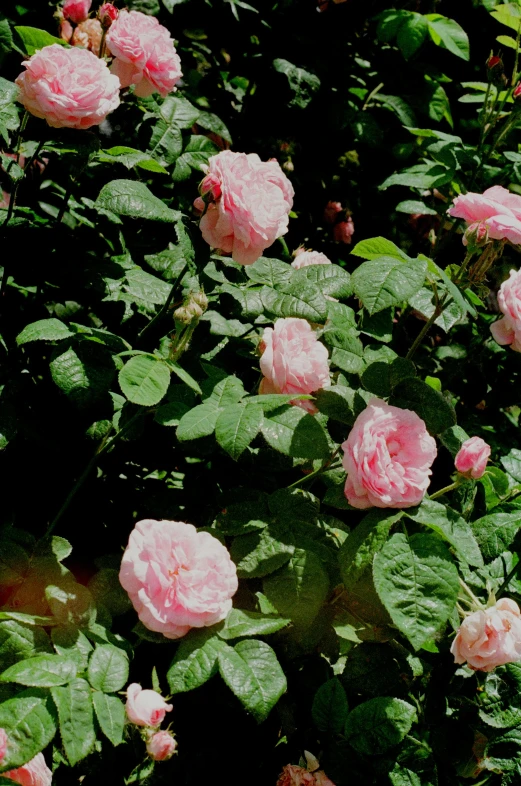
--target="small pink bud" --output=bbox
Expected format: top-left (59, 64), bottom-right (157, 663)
top-left (99, 3), bottom-right (118, 28)
top-left (62, 0), bottom-right (92, 24)
top-left (200, 173), bottom-right (222, 202)
top-left (146, 730), bottom-right (177, 761)
top-left (323, 200), bottom-right (343, 224)
top-left (464, 221), bottom-right (489, 249)
top-left (514, 82), bottom-right (521, 100)
top-left (333, 217), bottom-right (355, 244)
top-left (455, 436), bottom-right (491, 480)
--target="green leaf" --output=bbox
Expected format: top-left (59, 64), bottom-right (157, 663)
top-left (314, 386), bottom-right (358, 425)
top-left (396, 200), bottom-right (437, 216)
top-left (205, 374), bottom-right (246, 408)
top-left (471, 506), bottom-right (521, 560)
top-left (390, 377), bottom-right (456, 435)
top-left (0, 621), bottom-right (52, 672)
top-left (290, 264), bottom-right (352, 299)
top-left (215, 404), bottom-right (264, 460)
top-left (231, 522), bottom-right (295, 578)
top-left (245, 258), bottom-right (292, 288)
top-left (87, 644), bottom-right (129, 693)
top-left (339, 509), bottom-right (404, 590)
top-left (217, 609), bottom-right (290, 640)
top-left (92, 692), bottom-right (125, 746)
top-left (406, 499), bottom-right (483, 567)
top-left (373, 533), bottom-right (459, 650)
top-left (149, 119), bottom-right (183, 165)
top-left (167, 629), bottom-right (228, 693)
top-left (218, 639), bottom-right (287, 723)
top-left (95, 180), bottom-right (179, 223)
top-left (502, 449), bottom-right (521, 482)
top-left (497, 33), bottom-right (519, 49)
top-left (375, 94), bottom-right (417, 127)
top-left (344, 697), bottom-right (417, 755)
top-left (244, 394), bottom-right (312, 412)
top-left (0, 691), bottom-right (56, 771)
top-left (312, 678), bottom-right (349, 735)
top-left (260, 283), bottom-right (328, 323)
top-left (425, 257), bottom-right (477, 318)
top-left (396, 12), bottom-right (429, 60)
top-left (426, 14), bottom-right (470, 60)
top-left (176, 403), bottom-right (220, 441)
top-left (46, 583), bottom-right (95, 627)
top-left (52, 626), bottom-right (93, 671)
top-left (350, 237), bottom-right (409, 261)
top-left (480, 663), bottom-right (521, 729)
top-left (261, 406), bottom-right (331, 459)
top-left (49, 344), bottom-right (115, 407)
top-left (119, 355), bottom-right (170, 407)
top-left (14, 26), bottom-right (66, 55)
top-left (16, 319), bottom-right (73, 345)
top-left (51, 678), bottom-right (95, 765)
top-left (263, 549), bottom-right (329, 632)
top-left (0, 541), bottom-right (28, 587)
top-left (351, 257), bottom-right (427, 315)
top-left (97, 147), bottom-right (168, 174)
top-left (1, 654), bottom-right (78, 687)
top-left (272, 58), bottom-right (320, 109)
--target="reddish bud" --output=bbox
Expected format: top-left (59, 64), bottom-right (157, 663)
top-left (514, 83), bottom-right (521, 100)
top-left (199, 173), bottom-right (221, 202)
top-left (98, 3), bottom-right (118, 28)
top-left (487, 55), bottom-right (502, 71)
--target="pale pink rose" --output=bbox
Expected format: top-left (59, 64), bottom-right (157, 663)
top-left (63, 0), bottom-right (91, 24)
top-left (126, 683), bottom-right (172, 727)
top-left (0, 729), bottom-right (7, 762)
top-left (490, 268), bottom-right (521, 352)
top-left (455, 436), bottom-right (491, 479)
top-left (277, 766), bottom-right (316, 786)
top-left (119, 519), bottom-right (238, 639)
top-left (451, 598), bottom-right (521, 672)
top-left (259, 318), bottom-right (330, 414)
top-left (106, 10), bottom-right (182, 98)
top-left (333, 218), bottom-right (355, 244)
top-left (3, 753), bottom-right (52, 786)
top-left (291, 249), bottom-right (332, 270)
top-left (72, 18), bottom-right (102, 56)
top-left (146, 730), bottom-right (177, 761)
top-left (324, 201), bottom-right (343, 224)
top-left (15, 45), bottom-right (120, 130)
top-left (342, 399), bottom-right (437, 509)
top-left (448, 186), bottom-right (521, 244)
top-left (198, 151), bottom-right (294, 265)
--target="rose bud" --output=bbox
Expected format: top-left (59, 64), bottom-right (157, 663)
top-left (514, 82), bottom-right (521, 100)
top-left (199, 172), bottom-right (222, 202)
top-left (464, 221), bottom-right (489, 249)
top-left (146, 730), bottom-right (177, 761)
top-left (125, 684), bottom-right (173, 728)
top-left (63, 0), bottom-right (92, 24)
top-left (455, 436), bottom-right (491, 480)
top-left (324, 200), bottom-right (343, 224)
top-left (487, 55), bottom-right (502, 71)
top-left (99, 3), bottom-right (118, 28)
top-left (333, 217), bottom-right (355, 244)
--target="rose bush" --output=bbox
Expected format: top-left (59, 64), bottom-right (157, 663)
top-left (2, 0), bottom-right (521, 784)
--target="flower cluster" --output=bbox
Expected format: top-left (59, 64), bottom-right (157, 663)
top-left (125, 684), bottom-right (177, 761)
top-left (448, 185), bottom-right (521, 246)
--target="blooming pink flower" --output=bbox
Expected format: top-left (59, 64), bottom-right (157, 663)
top-left (15, 44), bottom-right (120, 130)
top-left (125, 683), bottom-right (172, 727)
top-left (324, 201), bottom-right (343, 224)
top-left (451, 598), bottom-right (521, 672)
top-left (3, 753), bottom-right (52, 786)
top-left (106, 10), bottom-right (182, 98)
top-left (259, 318), bottom-right (330, 414)
top-left (198, 151), bottom-right (294, 265)
top-left (72, 18), bottom-right (103, 56)
top-left (333, 218), bottom-right (355, 244)
top-left (99, 3), bottom-right (118, 28)
top-left (448, 186), bottom-right (521, 245)
top-left (119, 519), bottom-right (238, 639)
top-left (291, 248), bottom-right (332, 269)
top-left (0, 729), bottom-right (7, 762)
top-left (63, 0), bottom-right (91, 24)
top-left (146, 730), bottom-right (177, 761)
top-left (342, 399), bottom-right (437, 509)
top-left (455, 437), bottom-right (491, 480)
top-left (276, 766), bottom-right (336, 786)
top-left (490, 268), bottom-right (521, 352)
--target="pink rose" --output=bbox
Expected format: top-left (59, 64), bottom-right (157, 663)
top-left (146, 730), bottom-right (177, 761)
top-left (451, 598), bottom-right (521, 672)
top-left (276, 766), bottom-right (336, 786)
top-left (15, 44), bottom-right (120, 130)
top-left (324, 201), bottom-right (343, 224)
top-left (490, 268), bottom-right (521, 352)
top-left (259, 318), bottom-right (330, 414)
top-left (455, 436), bottom-right (491, 480)
top-left (333, 218), bottom-right (355, 244)
top-left (0, 729), bottom-right (6, 763)
top-left (3, 753), bottom-right (52, 786)
top-left (342, 399), bottom-right (437, 509)
top-left (106, 10), bottom-right (182, 98)
top-left (448, 185), bottom-right (521, 244)
top-left (125, 683), bottom-right (173, 727)
top-left (291, 248), bottom-right (332, 269)
top-left (198, 151), bottom-right (294, 265)
top-left (72, 18), bottom-right (103, 56)
top-left (119, 519), bottom-right (238, 639)
top-left (63, 0), bottom-right (91, 24)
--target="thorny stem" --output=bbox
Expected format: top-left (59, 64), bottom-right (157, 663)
top-left (496, 561), bottom-right (521, 600)
top-left (406, 294), bottom-right (448, 360)
top-left (429, 480), bottom-right (461, 500)
top-left (137, 263), bottom-right (189, 344)
top-left (287, 446), bottom-right (342, 489)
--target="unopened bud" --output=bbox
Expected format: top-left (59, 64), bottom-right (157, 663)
top-left (193, 196), bottom-right (205, 216)
top-left (487, 55), bottom-right (502, 71)
top-left (514, 82), bottom-right (521, 101)
top-left (191, 290), bottom-right (208, 311)
top-left (199, 173), bottom-right (221, 202)
top-left (464, 221), bottom-right (489, 249)
top-left (188, 303), bottom-right (203, 320)
top-left (98, 3), bottom-right (118, 28)
top-left (173, 306), bottom-right (192, 325)
top-left (146, 730), bottom-right (177, 762)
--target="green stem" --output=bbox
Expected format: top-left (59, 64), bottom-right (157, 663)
top-left (458, 577), bottom-right (485, 610)
top-left (406, 298), bottom-right (446, 360)
top-left (287, 446), bottom-right (342, 489)
top-left (429, 480), bottom-right (460, 500)
top-left (137, 263), bottom-right (189, 344)
top-left (56, 179), bottom-right (73, 224)
top-left (362, 81), bottom-right (384, 111)
top-left (496, 561), bottom-right (521, 599)
top-left (453, 250), bottom-right (474, 287)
